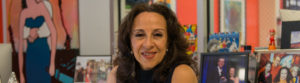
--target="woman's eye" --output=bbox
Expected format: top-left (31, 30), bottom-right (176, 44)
top-left (154, 33), bottom-right (163, 37)
top-left (135, 33), bottom-right (145, 37)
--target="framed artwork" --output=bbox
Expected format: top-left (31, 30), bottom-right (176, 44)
top-left (256, 51), bottom-right (300, 83)
top-left (207, 32), bottom-right (240, 52)
top-left (220, 0), bottom-right (246, 45)
top-left (74, 55), bottom-right (112, 83)
top-left (200, 52), bottom-right (249, 83)
top-left (7, 0), bottom-right (79, 82)
top-left (281, 21), bottom-right (300, 49)
top-left (283, 0), bottom-right (300, 10)
top-left (119, 0), bottom-right (176, 24)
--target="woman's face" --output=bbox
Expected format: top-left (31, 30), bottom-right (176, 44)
top-left (291, 67), bottom-right (298, 77)
top-left (280, 69), bottom-right (288, 80)
top-left (229, 68), bottom-right (235, 77)
top-left (265, 63), bottom-right (271, 72)
top-left (131, 12), bottom-right (168, 70)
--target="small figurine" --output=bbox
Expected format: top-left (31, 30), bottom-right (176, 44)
top-left (269, 29), bottom-right (276, 50)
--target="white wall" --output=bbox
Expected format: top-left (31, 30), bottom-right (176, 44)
top-left (79, 0), bottom-right (111, 55)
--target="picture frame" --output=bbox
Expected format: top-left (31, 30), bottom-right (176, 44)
top-left (220, 0), bottom-right (246, 45)
top-left (255, 50), bottom-right (300, 83)
top-left (281, 21), bottom-right (300, 49)
top-left (74, 55), bottom-right (112, 83)
top-left (200, 52), bottom-right (249, 83)
top-left (283, 0), bottom-right (300, 10)
top-left (119, 0), bottom-right (176, 24)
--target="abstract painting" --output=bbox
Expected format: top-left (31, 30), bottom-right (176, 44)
top-left (220, 0), bottom-right (245, 45)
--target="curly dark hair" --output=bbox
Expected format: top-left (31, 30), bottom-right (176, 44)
top-left (113, 3), bottom-right (198, 83)
top-left (273, 67), bottom-right (293, 83)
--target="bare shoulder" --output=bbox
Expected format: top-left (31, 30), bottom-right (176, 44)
top-left (172, 64), bottom-right (198, 83)
top-left (107, 66), bottom-right (118, 83)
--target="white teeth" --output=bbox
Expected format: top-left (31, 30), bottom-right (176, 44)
top-left (143, 52), bottom-right (155, 56)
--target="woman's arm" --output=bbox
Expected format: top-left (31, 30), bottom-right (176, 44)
top-left (18, 11), bottom-right (26, 83)
top-left (40, 3), bottom-right (57, 76)
top-left (172, 64), bottom-right (198, 83)
top-left (107, 66), bottom-right (118, 83)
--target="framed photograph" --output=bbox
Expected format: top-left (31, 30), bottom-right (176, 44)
top-left (283, 0), bottom-right (300, 10)
top-left (200, 52), bottom-right (249, 83)
top-left (281, 21), bottom-right (300, 49)
top-left (256, 51), bottom-right (300, 83)
top-left (74, 55), bottom-right (112, 83)
top-left (119, 0), bottom-right (176, 23)
top-left (220, 0), bottom-right (246, 45)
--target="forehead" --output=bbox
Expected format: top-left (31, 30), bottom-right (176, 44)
top-left (132, 12), bottom-right (166, 30)
top-left (219, 58), bottom-right (225, 61)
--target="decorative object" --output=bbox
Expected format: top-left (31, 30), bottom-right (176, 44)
top-left (8, 72), bottom-right (18, 83)
top-left (281, 21), bottom-right (300, 49)
top-left (200, 52), bottom-right (249, 83)
top-left (74, 55), bottom-right (112, 83)
top-left (220, 0), bottom-right (246, 45)
top-left (269, 29), bottom-right (276, 50)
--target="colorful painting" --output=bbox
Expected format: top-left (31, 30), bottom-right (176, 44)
top-left (6, 0), bottom-right (79, 82)
top-left (291, 31), bottom-right (300, 48)
top-left (183, 24), bottom-right (199, 68)
top-left (207, 32), bottom-right (240, 53)
top-left (220, 0), bottom-right (245, 45)
top-left (74, 56), bottom-right (112, 83)
top-left (257, 52), bottom-right (300, 83)
top-left (183, 24), bottom-right (197, 56)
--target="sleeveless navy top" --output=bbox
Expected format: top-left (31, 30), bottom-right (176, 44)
top-left (136, 64), bottom-right (179, 83)
top-left (25, 16), bottom-right (45, 28)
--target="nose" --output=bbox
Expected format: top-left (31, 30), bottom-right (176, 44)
top-left (143, 36), bottom-right (154, 49)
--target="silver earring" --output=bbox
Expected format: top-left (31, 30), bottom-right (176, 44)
top-left (130, 51), bottom-right (133, 54)
top-left (166, 49), bottom-right (168, 52)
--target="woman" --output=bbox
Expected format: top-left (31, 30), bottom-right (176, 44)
top-left (228, 67), bottom-right (239, 83)
top-left (290, 66), bottom-right (299, 83)
top-left (273, 67), bottom-right (293, 83)
top-left (18, 0), bottom-right (57, 83)
top-left (108, 3), bottom-right (198, 83)
top-left (258, 62), bottom-right (272, 83)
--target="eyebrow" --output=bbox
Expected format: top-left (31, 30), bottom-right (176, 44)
top-left (132, 28), bottom-right (166, 32)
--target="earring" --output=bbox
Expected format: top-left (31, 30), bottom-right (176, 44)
top-left (166, 49), bottom-right (168, 52)
top-left (130, 51), bottom-right (133, 54)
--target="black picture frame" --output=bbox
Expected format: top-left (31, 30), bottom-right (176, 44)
top-left (74, 55), bottom-right (112, 83)
top-left (281, 21), bottom-right (300, 49)
top-left (199, 52), bottom-right (250, 83)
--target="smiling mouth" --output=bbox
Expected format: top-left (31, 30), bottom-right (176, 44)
top-left (141, 52), bottom-right (156, 59)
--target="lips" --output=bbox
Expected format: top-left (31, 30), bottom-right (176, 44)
top-left (141, 52), bottom-right (156, 59)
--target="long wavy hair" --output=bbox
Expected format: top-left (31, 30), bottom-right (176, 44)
top-left (273, 67), bottom-right (293, 83)
top-left (114, 3), bottom-right (198, 83)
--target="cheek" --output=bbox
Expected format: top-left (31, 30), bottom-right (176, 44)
top-left (131, 39), bottom-right (140, 51)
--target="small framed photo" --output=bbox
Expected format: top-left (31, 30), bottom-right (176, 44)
top-left (200, 52), bottom-right (249, 83)
top-left (281, 21), bottom-right (300, 49)
top-left (256, 51), bottom-right (300, 83)
top-left (74, 55), bottom-right (112, 83)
